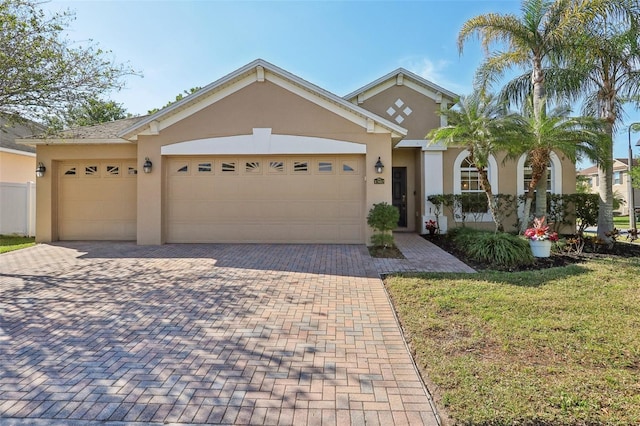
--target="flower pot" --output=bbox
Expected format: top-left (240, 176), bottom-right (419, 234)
top-left (529, 240), bottom-right (552, 258)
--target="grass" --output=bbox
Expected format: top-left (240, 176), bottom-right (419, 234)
top-left (386, 257), bottom-right (640, 425)
top-left (614, 215), bottom-right (636, 229)
top-left (0, 235), bottom-right (36, 254)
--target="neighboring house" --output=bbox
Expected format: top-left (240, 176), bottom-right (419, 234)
top-left (578, 159), bottom-right (640, 216)
top-left (0, 118), bottom-right (43, 236)
top-left (21, 59), bottom-right (576, 245)
top-left (0, 118), bottom-right (39, 183)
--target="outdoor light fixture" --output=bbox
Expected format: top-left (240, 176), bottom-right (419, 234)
top-left (628, 123), bottom-right (640, 230)
top-left (35, 162), bottom-right (46, 178)
top-left (143, 157), bottom-right (153, 174)
top-left (375, 157), bottom-right (384, 174)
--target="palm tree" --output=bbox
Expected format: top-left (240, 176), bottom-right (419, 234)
top-left (562, 3), bottom-right (640, 245)
top-left (427, 92), bottom-right (520, 231)
top-left (458, 0), bottom-right (617, 223)
top-left (458, 0), bottom-right (579, 124)
top-left (506, 100), bottom-right (606, 233)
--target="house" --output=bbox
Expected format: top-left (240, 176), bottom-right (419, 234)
top-left (21, 59), bottom-right (576, 245)
top-left (578, 159), bottom-right (640, 216)
top-left (0, 118), bottom-right (44, 236)
top-left (0, 118), bottom-right (39, 183)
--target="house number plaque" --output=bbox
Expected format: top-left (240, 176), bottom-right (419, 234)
top-left (374, 178), bottom-right (385, 184)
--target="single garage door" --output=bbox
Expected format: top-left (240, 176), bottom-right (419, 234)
top-left (165, 155), bottom-right (365, 243)
top-left (58, 161), bottom-right (137, 240)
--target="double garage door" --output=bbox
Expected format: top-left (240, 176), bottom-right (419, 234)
top-left (165, 155), bottom-right (365, 243)
top-left (58, 161), bottom-right (137, 240)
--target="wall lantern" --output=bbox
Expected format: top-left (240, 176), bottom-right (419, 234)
top-left (375, 157), bottom-right (384, 174)
top-left (143, 157), bottom-right (153, 174)
top-left (35, 162), bottom-right (46, 178)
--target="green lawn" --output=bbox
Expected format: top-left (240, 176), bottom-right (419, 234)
top-left (614, 215), bottom-right (637, 229)
top-left (0, 235), bottom-right (36, 254)
top-left (386, 257), bottom-right (640, 425)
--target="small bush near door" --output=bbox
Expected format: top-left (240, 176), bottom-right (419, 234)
top-left (367, 202), bottom-right (400, 248)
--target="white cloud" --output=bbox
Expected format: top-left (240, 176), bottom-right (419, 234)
top-left (399, 57), bottom-right (471, 95)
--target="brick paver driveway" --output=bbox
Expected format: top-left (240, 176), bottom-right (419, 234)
top-left (1, 243), bottom-right (439, 425)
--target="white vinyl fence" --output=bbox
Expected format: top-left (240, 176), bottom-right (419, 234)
top-left (0, 181), bottom-right (36, 236)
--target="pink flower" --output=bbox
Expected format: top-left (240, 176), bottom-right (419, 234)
top-left (524, 216), bottom-right (558, 242)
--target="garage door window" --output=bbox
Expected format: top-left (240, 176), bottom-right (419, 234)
top-left (341, 162), bottom-right (357, 173)
top-left (245, 161), bottom-right (261, 174)
top-left (64, 166), bottom-right (77, 176)
top-left (197, 162), bottom-right (212, 173)
top-left (269, 161), bottom-right (285, 173)
top-left (106, 165), bottom-right (120, 176)
top-left (293, 161), bottom-right (309, 173)
top-left (85, 165), bottom-right (99, 177)
top-left (221, 161), bottom-right (236, 173)
top-left (318, 161), bottom-right (333, 173)
top-left (127, 166), bottom-right (138, 176)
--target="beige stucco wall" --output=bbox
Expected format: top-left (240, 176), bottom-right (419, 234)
top-left (439, 148), bottom-right (577, 232)
top-left (0, 151), bottom-right (36, 183)
top-left (357, 85), bottom-right (441, 140)
top-left (35, 144), bottom-right (137, 242)
top-left (136, 80), bottom-right (394, 245)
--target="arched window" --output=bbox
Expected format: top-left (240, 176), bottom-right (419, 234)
top-left (517, 152), bottom-right (562, 196)
top-left (453, 150), bottom-right (498, 221)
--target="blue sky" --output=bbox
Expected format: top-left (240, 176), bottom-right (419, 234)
top-left (45, 0), bottom-right (640, 165)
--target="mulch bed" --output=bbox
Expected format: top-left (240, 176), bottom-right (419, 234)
top-left (423, 233), bottom-right (640, 272)
top-left (368, 245), bottom-right (406, 259)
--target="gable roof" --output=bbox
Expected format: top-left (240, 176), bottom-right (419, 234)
top-left (118, 59), bottom-right (407, 141)
top-left (343, 68), bottom-right (458, 105)
top-left (578, 158), bottom-right (638, 175)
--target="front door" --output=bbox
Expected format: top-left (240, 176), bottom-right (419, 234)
top-left (392, 167), bottom-right (407, 227)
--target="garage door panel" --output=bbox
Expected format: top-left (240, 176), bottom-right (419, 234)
top-left (166, 155), bottom-right (365, 243)
top-left (59, 161), bottom-right (136, 240)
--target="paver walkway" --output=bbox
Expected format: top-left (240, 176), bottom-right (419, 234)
top-left (0, 239), bottom-right (461, 425)
top-left (373, 233), bottom-right (476, 275)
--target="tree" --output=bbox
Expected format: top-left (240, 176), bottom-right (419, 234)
top-left (561, 0), bottom-right (640, 244)
top-left (0, 0), bottom-right (136, 123)
top-left (576, 175), bottom-right (591, 194)
top-left (630, 164), bottom-right (640, 190)
top-left (147, 87), bottom-right (202, 115)
top-left (46, 98), bottom-right (131, 131)
top-left (505, 101), bottom-right (606, 233)
top-left (427, 92), bottom-right (521, 231)
top-left (457, 0), bottom-right (615, 222)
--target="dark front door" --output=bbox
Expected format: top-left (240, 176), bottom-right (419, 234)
top-left (392, 167), bottom-right (408, 227)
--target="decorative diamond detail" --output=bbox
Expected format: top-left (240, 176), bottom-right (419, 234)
top-left (395, 99), bottom-right (404, 108)
top-left (395, 115), bottom-right (405, 124)
top-left (403, 106), bottom-right (413, 116)
top-left (386, 107), bottom-right (396, 116)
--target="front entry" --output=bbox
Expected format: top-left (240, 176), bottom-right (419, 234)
top-left (392, 167), bottom-right (407, 227)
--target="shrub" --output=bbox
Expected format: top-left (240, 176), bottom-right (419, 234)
top-left (367, 202), bottom-right (399, 248)
top-left (452, 229), bottom-right (534, 269)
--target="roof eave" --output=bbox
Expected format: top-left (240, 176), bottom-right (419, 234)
top-left (344, 67), bottom-right (458, 103)
top-left (118, 59), bottom-right (407, 140)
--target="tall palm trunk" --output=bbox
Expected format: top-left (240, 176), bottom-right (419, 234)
top-left (520, 152), bottom-right (548, 233)
top-left (477, 168), bottom-right (502, 231)
top-left (597, 104), bottom-right (616, 246)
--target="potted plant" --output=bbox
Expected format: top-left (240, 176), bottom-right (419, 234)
top-left (425, 219), bottom-right (438, 235)
top-left (523, 216), bottom-right (558, 257)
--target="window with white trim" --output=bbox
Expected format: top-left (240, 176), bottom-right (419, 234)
top-left (614, 171), bottom-right (622, 185)
top-left (523, 159), bottom-right (552, 193)
top-left (459, 156), bottom-right (488, 213)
